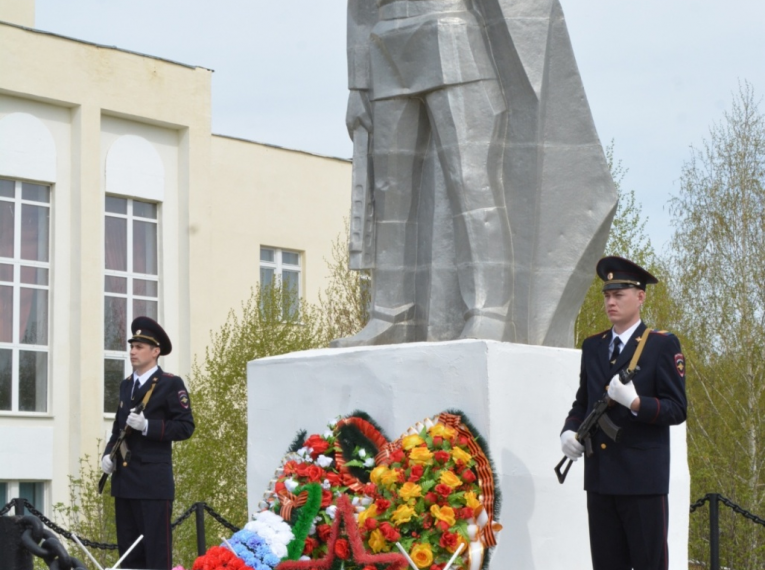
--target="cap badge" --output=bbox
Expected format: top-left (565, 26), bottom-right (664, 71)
top-left (136, 330), bottom-right (142, 335)
top-left (607, 272), bottom-right (613, 280)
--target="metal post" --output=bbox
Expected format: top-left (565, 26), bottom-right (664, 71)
top-left (12, 499), bottom-right (24, 517)
top-left (0, 516), bottom-right (33, 570)
top-left (709, 493), bottom-right (720, 570)
top-left (195, 503), bottom-right (206, 556)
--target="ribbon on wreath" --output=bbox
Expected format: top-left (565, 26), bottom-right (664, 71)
top-left (278, 489), bottom-right (308, 521)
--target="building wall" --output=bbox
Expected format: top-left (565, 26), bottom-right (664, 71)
top-left (0, 19), bottom-right (350, 513)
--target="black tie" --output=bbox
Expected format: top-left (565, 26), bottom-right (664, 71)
top-left (132, 378), bottom-right (140, 399)
top-left (610, 338), bottom-right (622, 363)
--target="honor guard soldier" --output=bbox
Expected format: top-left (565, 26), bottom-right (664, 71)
top-left (102, 317), bottom-right (195, 570)
top-left (560, 257), bottom-right (687, 570)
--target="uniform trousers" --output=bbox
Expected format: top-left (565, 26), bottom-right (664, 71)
top-left (115, 497), bottom-right (173, 570)
top-left (587, 492), bottom-right (668, 570)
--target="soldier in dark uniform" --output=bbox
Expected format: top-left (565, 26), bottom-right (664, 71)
top-left (560, 257), bottom-right (687, 570)
top-left (101, 317), bottom-right (195, 570)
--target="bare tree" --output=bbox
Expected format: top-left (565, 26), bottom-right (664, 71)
top-left (669, 81), bottom-right (765, 569)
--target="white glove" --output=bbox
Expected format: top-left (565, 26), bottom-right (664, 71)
top-left (560, 430), bottom-right (584, 460)
top-left (127, 409), bottom-right (147, 432)
top-left (608, 374), bottom-right (639, 409)
top-left (101, 455), bottom-right (115, 474)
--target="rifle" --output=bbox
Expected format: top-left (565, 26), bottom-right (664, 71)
top-left (98, 401), bottom-right (146, 494)
top-left (554, 367), bottom-right (635, 484)
top-left (555, 328), bottom-right (652, 484)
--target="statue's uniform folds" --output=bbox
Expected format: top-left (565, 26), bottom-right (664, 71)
top-left (337, 0), bottom-right (618, 348)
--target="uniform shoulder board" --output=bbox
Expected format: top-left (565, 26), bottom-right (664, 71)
top-left (649, 330), bottom-right (675, 337)
top-left (163, 371), bottom-right (176, 377)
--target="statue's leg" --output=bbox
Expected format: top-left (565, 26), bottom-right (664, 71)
top-left (425, 80), bottom-right (513, 341)
top-left (331, 96), bottom-right (427, 347)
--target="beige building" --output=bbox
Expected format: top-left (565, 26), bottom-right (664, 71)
top-left (0, 0), bottom-right (350, 512)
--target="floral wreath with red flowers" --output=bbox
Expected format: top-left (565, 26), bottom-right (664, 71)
top-left (192, 410), bottom-right (500, 570)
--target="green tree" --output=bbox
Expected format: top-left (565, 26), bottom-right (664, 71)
top-left (669, 81), bottom-right (765, 569)
top-left (574, 143), bottom-right (677, 346)
top-left (172, 281), bottom-right (329, 565)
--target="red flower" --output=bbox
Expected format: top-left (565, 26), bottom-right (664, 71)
top-left (305, 464), bottom-right (325, 483)
top-left (375, 498), bottom-right (391, 511)
top-left (274, 481), bottom-right (286, 494)
top-left (295, 463), bottom-right (310, 478)
top-left (380, 522), bottom-right (401, 542)
top-left (317, 524), bottom-right (332, 542)
top-left (439, 531), bottom-right (459, 550)
top-left (461, 468), bottom-right (477, 484)
top-left (408, 464), bottom-right (424, 482)
top-left (459, 436), bottom-right (469, 446)
top-left (435, 484), bottom-right (453, 497)
top-left (434, 450), bottom-right (450, 463)
top-left (305, 434), bottom-right (330, 458)
top-left (363, 483), bottom-right (377, 495)
top-left (430, 564), bottom-right (445, 570)
top-left (303, 537), bottom-right (319, 555)
top-left (334, 538), bottom-right (350, 560)
top-left (458, 507), bottom-right (474, 520)
top-left (283, 460), bottom-right (299, 475)
top-left (424, 492), bottom-right (439, 504)
top-left (325, 472), bottom-right (342, 487)
top-left (321, 489), bottom-right (333, 508)
top-left (390, 449), bottom-right (405, 463)
top-left (437, 520), bottom-right (449, 532)
top-left (433, 436), bottom-right (443, 447)
top-left (364, 517), bottom-right (378, 531)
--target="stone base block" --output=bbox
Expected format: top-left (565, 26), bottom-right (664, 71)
top-left (247, 340), bottom-right (689, 569)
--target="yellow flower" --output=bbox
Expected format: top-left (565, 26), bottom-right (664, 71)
top-left (408, 447), bottom-right (434, 466)
top-left (391, 504), bottom-right (416, 526)
top-left (430, 504), bottom-right (456, 527)
top-left (410, 543), bottom-right (433, 569)
top-left (428, 423), bottom-right (457, 440)
top-left (370, 465), bottom-right (389, 486)
top-left (357, 504), bottom-right (378, 528)
top-left (439, 470), bottom-right (463, 489)
top-left (451, 446), bottom-right (472, 464)
top-left (399, 482), bottom-right (423, 502)
top-left (368, 529), bottom-right (388, 553)
top-left (381, 468), bottom-right (402, 487)
top-left (402, 434), bottom-right (425, 450)
top-left (464, 491), bottom-right (481, 510)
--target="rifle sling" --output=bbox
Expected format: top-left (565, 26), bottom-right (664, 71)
top-left (626, 328), bottom-right (652, 374)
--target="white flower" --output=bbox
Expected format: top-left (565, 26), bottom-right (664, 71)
top-left (364, 458), bottom-right (374, 468)
top-left (309, 522), bottom-right (316, 535)
top-left (297, 447), bottom-right (313, 462)
top-left (321, 479), bottom-right (331, 490)
top-left (299, 556), bottom-right (311, 561)
top-left (245, 510), bottom-right (295, 560)
top-left (360, 496), bottom-right (372, 506)
top-left (323, 430), bottom-right (334, 439)
top-left (327, 417), bottom-right (339, 429)
top-left (352, 497), bottom-right (362, 506)
top-left (316, 455), bottom-right (334, 468)
top-left (326, 505), bottom-right (337, 519)
top-left (284, 478), bottom-right (299, 493)
top-left (358, 448), bottom-right (367, 458)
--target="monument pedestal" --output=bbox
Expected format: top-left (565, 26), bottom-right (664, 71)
top-left (247, 340), bottom-right (689, 569)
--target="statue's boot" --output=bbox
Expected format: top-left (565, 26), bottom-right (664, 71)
top-left (330, 304), bottom-right (416, 347)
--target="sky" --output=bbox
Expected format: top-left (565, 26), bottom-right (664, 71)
top-left (34, 0), bottom-right (765, 253)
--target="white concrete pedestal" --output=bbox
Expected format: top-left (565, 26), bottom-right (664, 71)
top-left (247, 340), bottom-right (689, 569)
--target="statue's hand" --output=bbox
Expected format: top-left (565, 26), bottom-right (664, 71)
top-left (346, 89), bottom-right (372, 138)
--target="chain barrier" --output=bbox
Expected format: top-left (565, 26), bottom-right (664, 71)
top-left (3, 499), bottom-right (239, 552)
top-left (690, 495), bottom-right (710, 514)
top-left (690, 493), bottom-right (765, 526)
top-left (203, 504), bottom-right (240, 533)
top-left (17, 514), bottom-right (87, 570)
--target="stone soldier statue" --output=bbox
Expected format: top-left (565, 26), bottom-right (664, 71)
top-left (334, 0), bottom-right (618, 348)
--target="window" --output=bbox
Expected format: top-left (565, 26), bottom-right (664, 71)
top-left (0, 480), bottom-right (46, 514)
top-left (260, 247), bottom-right (301, 320)
top-left (0, 178), bottom-right (51, 413)
top-left (103, 197), bottom-right (159, 413)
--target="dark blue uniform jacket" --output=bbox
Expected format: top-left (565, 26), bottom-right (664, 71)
top-left (563, 322), bottom-right (687, 495)
top-left (105, 367), bottom-right (195, 500)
